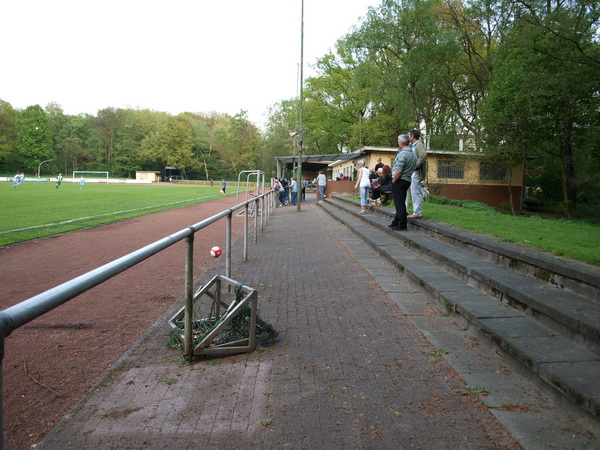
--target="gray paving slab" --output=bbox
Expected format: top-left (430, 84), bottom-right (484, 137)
top-left (37, 200), bottom-right (600, 450)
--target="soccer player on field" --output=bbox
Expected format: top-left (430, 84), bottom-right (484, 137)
top-left (80, 176), bottom-right (85, 188)
top-left (56, 173), bottom-right (63, 189)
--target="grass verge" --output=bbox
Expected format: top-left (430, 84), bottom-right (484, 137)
top-left (355, 195), bottom-right (600, 265)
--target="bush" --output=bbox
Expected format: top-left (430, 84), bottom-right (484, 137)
top-left (430, 195), bottom-right (498, 213)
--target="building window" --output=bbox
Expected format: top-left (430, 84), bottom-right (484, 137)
top-left (480, 162), bottom-right (506, 181)
top-left (437, 160), bottom-right (464, 179)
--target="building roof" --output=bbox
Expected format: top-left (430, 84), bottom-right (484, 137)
top-left (275, 153), bottom-right (365, 172)
top-left (275, 147), bottom-right (485, 172)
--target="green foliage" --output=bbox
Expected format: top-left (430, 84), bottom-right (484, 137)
top-left (0, 99), bottom-right (266, 182)
top-left (479, 1), bottom-right (600, 215)
top-left (14, 105), bottom-right (53, 172)
top-left (89, 107), bottom-right (125, 169)
top-left (429, 195), bottom-right (497, 213)
top-left (141, 113), bottom-right (199, 178)
top-left (0, 100), bottom-right (18, 169)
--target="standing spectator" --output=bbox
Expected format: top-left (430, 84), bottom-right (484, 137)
top-left (273, 178), bottom-right (286, 207)
top-left (355, 159), bottom-right (371, 215)
top-left (389, 135), bottom-right (417, 231)
top-left (301, 178), bottom-right (307, 201)
top-left (317, 171), bottom-right (327, 202)
top-left (290, 177), bottom-right (298, 205)
top-left (56, 173), bottom-right (63, 189)
top-left (408, 128), bottom-right (427, 219)
top-left (374, 156), bottom-right (384, 172)
top-left (280, 178), bottom-right (289, 205)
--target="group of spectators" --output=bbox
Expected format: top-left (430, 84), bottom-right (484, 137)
top-left (353, 157), bottom-right (394, 215)
top-left (271, 177), bottom-right (301, 206)
top-left (388, 129), bottom-right (427, 230)
top-left (353, 128), bottom-right (427, 229)
top-left (272, 128), bottom-right (426, 226)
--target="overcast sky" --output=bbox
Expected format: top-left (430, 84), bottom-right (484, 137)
top-left (1, 0), bottom-right (378, 127)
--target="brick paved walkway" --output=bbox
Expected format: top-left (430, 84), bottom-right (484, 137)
top-left (39, 200), bottom-right (518, 449)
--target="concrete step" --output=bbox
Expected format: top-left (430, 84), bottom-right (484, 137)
top-left (333, 195), bottom-right (600, 302)
top-left (329, 197), bottom-right (600, 351)
top-left (319, 196), bottom-right (600, 420)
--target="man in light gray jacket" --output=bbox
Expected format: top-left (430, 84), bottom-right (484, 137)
top-left (408, 128), bottom-right (427, 219)
top-left (389, 135), bottom-right (417, 231)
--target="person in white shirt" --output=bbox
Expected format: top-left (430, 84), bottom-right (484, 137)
top-left (317, 171), bottom-right (327, 202)
top-left (354, 159), bottom-right (371, 215)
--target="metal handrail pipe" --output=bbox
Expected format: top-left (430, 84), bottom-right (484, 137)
top-left (0, 228), bottom-right (191, 339)
top-left (0, 194), bottom-right (270, 340)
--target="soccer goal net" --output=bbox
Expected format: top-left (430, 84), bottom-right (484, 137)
top-left (73, 171), bottom-right (109, 183)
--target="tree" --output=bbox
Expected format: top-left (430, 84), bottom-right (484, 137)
top-left (224, 111), bottom-right (262, 173)
top-left (0, 100), bottom-right (18, 170)
top-left (116, 109), bottom-right (169, 177)
top-left (14, 105), bottom-right (53, 173)
top-left (141, 113), bottom-right (198, 178)
top-left (263, 100), bottom-right (300, 176)
top-left (481, 0), bottom-right (600, 216)
top-left (344, 0), bottom-right (463, 142)
top-left (89, 107), bottom-right (125, 169)
top-left (45, 103), bottom-right (92, 175)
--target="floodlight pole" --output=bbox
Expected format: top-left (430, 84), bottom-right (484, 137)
top-left (296, 0), bottom-right (304, 212)
top-left (37, 159), bottom-right (54, 180)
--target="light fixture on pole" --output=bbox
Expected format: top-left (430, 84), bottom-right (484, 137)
top-left (296, 0), bottom-right (304, 211)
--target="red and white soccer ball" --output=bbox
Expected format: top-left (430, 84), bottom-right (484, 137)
top-left (210, 246), bottom-right (222, 258)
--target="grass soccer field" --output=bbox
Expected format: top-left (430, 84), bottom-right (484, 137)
top-left (1, 181), bottom-right (239, 247)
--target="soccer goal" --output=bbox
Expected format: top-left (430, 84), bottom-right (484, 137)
top-left (73, 171), bottom-right (109, 183)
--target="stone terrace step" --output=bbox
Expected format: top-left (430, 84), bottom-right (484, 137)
top-left (334, 195), bottom-right (600, 302)
top-left (319, 197), bottom-right (600, 419)
top-left (330, 199), bottom-right (600, 354)
top-left (328, 197), bottom-right (600, 352)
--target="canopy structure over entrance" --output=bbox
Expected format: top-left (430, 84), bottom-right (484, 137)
top-left (274, 153), bottom-right (364, 179)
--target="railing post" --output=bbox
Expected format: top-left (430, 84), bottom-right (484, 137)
top-left (243, 203), bottom-right (249, 262)
top-left (184, 232), bottom-right (194, 361)
top-left (260, 196), bottom-right (265, 233)
top-left (1, 334), bottom-right (5, 450)
top-left (226, 212), bottom-right (232, 280)
top-left (253, 198), bottom-right (259, 244)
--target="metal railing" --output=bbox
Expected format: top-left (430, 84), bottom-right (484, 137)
top-left (0, 189), bottom-right (275, 449)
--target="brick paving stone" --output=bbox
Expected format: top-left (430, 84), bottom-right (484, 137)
top-left (38, 201), bottom-right (520, 449)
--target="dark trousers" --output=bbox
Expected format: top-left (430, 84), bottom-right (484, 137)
top-left (391, 179), bottom-right (411, 228)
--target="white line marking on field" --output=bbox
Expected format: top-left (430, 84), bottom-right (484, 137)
top-left (0, 195), bottom-right (223, 236)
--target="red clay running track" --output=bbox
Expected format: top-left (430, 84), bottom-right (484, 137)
top-left (0, 195), bottom-right (245, 449)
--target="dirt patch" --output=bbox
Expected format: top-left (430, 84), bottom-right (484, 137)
top-left (0, 196), bottom-right (245, 449)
